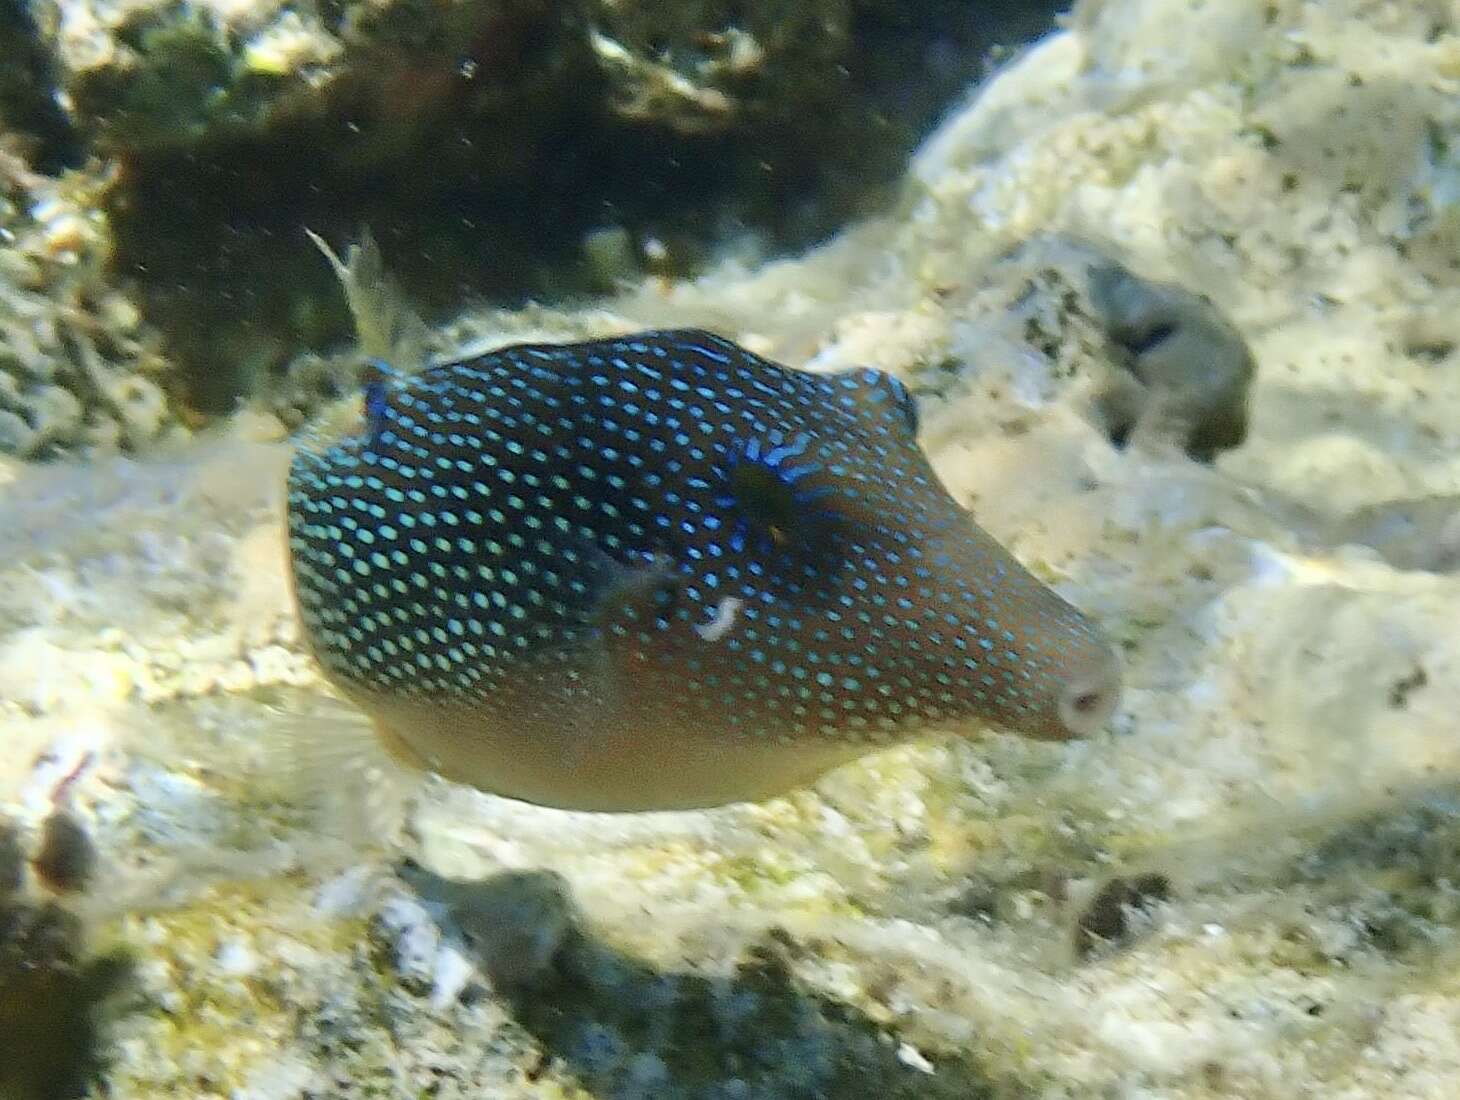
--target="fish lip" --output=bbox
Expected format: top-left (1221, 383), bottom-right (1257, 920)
top-left (1054, 649), bottom-right (1122, 739)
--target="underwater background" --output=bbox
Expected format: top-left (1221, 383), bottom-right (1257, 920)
top-left (5, 0), bottom-right (1460, 1096)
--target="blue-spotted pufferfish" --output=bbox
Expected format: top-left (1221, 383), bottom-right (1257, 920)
top-left (286, 329), bottom-right (1120, 811)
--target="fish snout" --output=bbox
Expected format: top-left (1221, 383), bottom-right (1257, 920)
top-left (1052, 643), bottom-right (1122, 739)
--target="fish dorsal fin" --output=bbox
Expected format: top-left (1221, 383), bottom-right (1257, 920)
top-left (825, 366), bottom-right (920, 437)
top-left (306, 227), bottom-right (428, 369)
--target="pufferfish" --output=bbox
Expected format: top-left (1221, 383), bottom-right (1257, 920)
top-left (286, 329), bottom-right (1120, 812)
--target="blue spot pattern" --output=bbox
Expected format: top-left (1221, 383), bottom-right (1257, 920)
top-left (286, 328), bottom-right (1111, 746)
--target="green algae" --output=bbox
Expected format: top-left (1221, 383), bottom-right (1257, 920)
top-left (97, 14), bottom-right (236, 148)
top-left (101, 880), bottom-right (370, 1095)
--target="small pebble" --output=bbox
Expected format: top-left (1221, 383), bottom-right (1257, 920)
top-left (376, 895), bottom-right (440, 993)
top-left (1074, 872), bottom-right (1171, 958)
top-left (214, 938), bottom-right (257, 977)
top-left (896, 1041), bottom-right (935, 1073)
top-left (429, 940), bottom-right (476, 1010)
top-left (32, 810), bottom-right (97, 894)
top-left (313, 864), bottom-right (376, 917)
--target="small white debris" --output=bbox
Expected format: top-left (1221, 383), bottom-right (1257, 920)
top-left (215, 938), bottom-right (257, 977)
top-left (430, 940), bottom-right (477, 1009)
top-left (231, 1053), bottom-right (316, 1100)
top-left (378, 895), bottom-right (440, 989)
top-left (694, 597), bottom-right (744, 642)
top-left (896, 1041), bottom-right (935, 1074)
top-left (313, 864), bottom-right (376, 917)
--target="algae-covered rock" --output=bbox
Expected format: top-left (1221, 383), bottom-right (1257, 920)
top-left (585, 0), bottom-right (851, 134)
top-left (0, 144), bottom-right (181, 458)
top-left (36, 0), bottom-right (547, 154)
top-left (18, 0), bottom-right (1067, 417)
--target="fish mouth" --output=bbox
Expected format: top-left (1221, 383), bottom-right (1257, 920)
top-left (1053, 647), bottom-right (1122, 739)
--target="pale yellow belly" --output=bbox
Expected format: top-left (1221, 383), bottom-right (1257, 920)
top-left (355, 689), bottom-right (872, 812)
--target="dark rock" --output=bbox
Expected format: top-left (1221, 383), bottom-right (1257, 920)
top-left (1088, 261), bottom-right (1255, 463)
top-left (0, 898), bottom-right (133, 1100)
top-left (1074, 872), bottom-right (1171, 958)
top-left (33, 812), bottom-right (97, 895)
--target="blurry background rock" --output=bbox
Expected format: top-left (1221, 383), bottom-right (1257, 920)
top-left (0, 0), bottom-right (80, 174)
top-left (1328, 494), bottom-right (1460, 574)
top-left (397, 863), bottom-right (575, 991)
top-left (32, 810), bottom-right (98, 895)
top-left (0, 142), bottom-right (179, 459)
top-left (0, 0), bottom-right (1072, 432)
top-left (1086, 258), bottom-right (1255, 462)
top-left (0, 809), bottom-right (132, 1100)
top-left (878, 233), bottom-right (1255, 465)
top-left (1072, 871), bottom-right (1170, 959)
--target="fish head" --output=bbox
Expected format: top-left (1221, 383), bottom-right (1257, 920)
top-left (689, 360), bottom-right (1121, 745)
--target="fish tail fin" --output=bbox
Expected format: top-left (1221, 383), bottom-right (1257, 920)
top-left (258, 694), bottom-right (423, 852)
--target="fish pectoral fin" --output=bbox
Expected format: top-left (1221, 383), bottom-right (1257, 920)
top-left (556, 547), bottom-right (688, 717)
top-left (256, 695), bottom-right (421, 850)
top-left (586, 550), bottom-right (682, 638)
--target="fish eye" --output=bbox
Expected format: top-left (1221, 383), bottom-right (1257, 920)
top-left (729, 460), bottom-right (802, 537)
top-left (717, 434), bottom-right (861, 556)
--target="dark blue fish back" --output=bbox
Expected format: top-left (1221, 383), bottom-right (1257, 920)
top-left (287, 328), bottom-right (1098, 745)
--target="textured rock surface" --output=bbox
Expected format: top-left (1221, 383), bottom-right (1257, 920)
top-left (23, 0), bottom-right (1065, 418)
top-left (5, 0), bottom-right (1460, 1097)
top-left (0, 145), bottom-right (179, 458)
top-left (0, 0), bottom-right (1066, 452)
